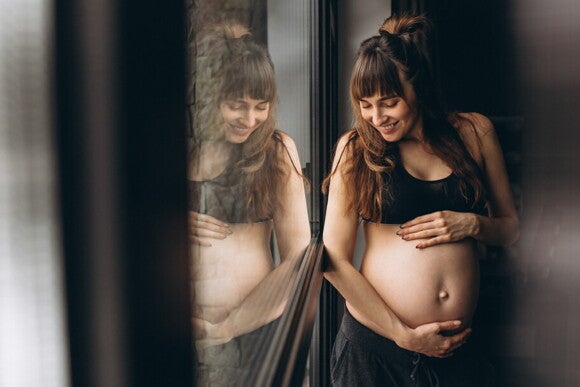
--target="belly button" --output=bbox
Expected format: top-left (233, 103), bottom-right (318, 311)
top-left (438, 290), bottom-right (449, 300)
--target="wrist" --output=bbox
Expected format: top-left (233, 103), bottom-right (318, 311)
top-left (471, 213), bottom-right (481, 239)
top-left (391, 320), bottom-right (411, 348)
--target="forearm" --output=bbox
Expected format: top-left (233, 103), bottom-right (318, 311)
top-left (472, 213), bottom-right (519, 246)
top-left (223, 254), bottom-right (303, 337)
top-left (324, 258), bottom-right (408, 344)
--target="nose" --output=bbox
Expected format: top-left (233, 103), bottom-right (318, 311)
top-left (241, 110), bottom-right (259, 129)
top-left (371, 107), bottom-right (385, 126)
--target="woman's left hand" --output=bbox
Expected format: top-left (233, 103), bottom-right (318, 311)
top-left (397, 210), bottom-right (479, 249)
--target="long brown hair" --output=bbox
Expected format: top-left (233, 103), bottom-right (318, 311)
top-left (190, 23), bottom-right (298, 220)
top-left (323, 14), bottom-right (486, 222)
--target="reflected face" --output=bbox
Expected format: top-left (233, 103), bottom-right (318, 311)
top-left (358, 81), bottom-right (422, 142)
top-left (219, 96), bottom-right (271, 144)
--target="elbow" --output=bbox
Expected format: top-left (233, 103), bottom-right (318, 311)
top-left (503, 216), bottom-right (520, 247)
top-left (321, 244), bottom-right (334, 274)
top-left (321, 244), bottom-right (343, 282)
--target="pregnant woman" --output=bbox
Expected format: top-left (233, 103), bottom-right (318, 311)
top-left (188, 22), bottom-right (311, 386)
top-left (323, 14), bottom-right (519, 386)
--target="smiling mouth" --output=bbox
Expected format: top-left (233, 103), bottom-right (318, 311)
top-left (378, 121), bottom-right (398, 131)
top-left (229, 124), bottom-right (251, 132)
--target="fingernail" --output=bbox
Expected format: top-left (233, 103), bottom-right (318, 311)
top-left (454, 320), bottom-right (462, 326)
top-left (396, 230), bottom-right (402, 235)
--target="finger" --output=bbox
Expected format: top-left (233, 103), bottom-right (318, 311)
top-left (189, 212), bottom-right (231, 229)
top-left (191, 218), bottom-right (232, 236)
top-left (416, 235), bottom-right (451, 249)
top-left (190, 236), bottom-right (212, 247)
top-left (437, 351), bottom-right (454, 358)
top-left (435, 320), bottom-right (463, 333)
top-left (400, 213), bottom-right (437, 228)
top-left (451, 328), bottom-right (472, 343)
top-left (190, 227), bottom-right (230, 239)
top-left (444, 328), bottom-right (472, 350)
top-left (400, 228), bottom-right (442, 241)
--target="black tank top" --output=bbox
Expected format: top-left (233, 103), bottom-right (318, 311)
top-left (374, 155), bottom-right (487, 224)
top-left (188, 165), bottom-right (272, 224)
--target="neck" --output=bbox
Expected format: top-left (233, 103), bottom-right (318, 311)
top-left (188, 140), bottom-right (238, 180)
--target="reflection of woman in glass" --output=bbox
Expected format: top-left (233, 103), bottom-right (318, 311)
top-left (188, 23), bottom-right (311, 385)
top-left (323, 14), bottom-right (519, 386)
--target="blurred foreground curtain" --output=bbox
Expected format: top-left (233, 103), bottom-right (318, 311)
top-left (0, 0), bottom-right (70, 386)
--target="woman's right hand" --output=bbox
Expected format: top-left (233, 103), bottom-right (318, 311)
top-left (188, 211), bottom-right (232, 246)
top-left (396, 320), bottom-right (472, 358)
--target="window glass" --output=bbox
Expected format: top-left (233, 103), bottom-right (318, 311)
top-left (186, 1), bottom-right (313, 384)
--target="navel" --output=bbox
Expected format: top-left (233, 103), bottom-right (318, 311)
top-left (438, 290), bottom-right (450, 300)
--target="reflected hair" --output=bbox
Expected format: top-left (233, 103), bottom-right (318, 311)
top-left (191, 24), bottom-right (302, 220)
top-left (324, 14), bottom-right (485, 222)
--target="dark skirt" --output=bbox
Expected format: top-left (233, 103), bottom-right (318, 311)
top-left (331, 308), bottom-right (495, 387)
top-left (196, 318), bottom-right (279, 387)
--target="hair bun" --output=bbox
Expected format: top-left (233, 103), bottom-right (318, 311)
top-left (379, 13), bottom-right (431, 38)
top-left (224, 23), bottom-right (252, 39)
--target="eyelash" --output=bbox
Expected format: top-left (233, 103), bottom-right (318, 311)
top-left (226, 103), bottom-right (243, 110)
top-left (360, 100), bottom-right (398, 109)
top-left (226, 103), bottom-right (268, 111)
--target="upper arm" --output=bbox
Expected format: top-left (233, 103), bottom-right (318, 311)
top-left (322, 134), bottom-right (360, 265)
top-left (463, 113), bottom-right (518, 220)
top-left (272, 132), bottom-right (311, 261)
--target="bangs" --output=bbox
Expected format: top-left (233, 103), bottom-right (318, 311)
top-left (222, 55), bottom-right (277, 102)
top-left (351, 50), bottom-right (404, 100)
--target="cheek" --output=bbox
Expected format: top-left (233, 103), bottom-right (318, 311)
top-left (221, 110), bottom-right (238, 122)
top-left (258, 109), bottom-right (270, 121)
top-left (359, 110), bottom-right (372, 122)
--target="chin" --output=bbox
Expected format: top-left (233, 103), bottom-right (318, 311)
top-left (225, 133), bottom-right (250, 144)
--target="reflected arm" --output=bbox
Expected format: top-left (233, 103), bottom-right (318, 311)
top-left (195, 133), bottom-right (311, 346)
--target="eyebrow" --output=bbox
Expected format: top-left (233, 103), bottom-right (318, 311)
top-left (359, 95), bottom-right (398, 103)
top-left (229, 98), bottom-right (269, 104)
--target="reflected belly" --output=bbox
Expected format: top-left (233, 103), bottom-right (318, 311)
top-left (358, 224), bottom-right (480, 329)
top-left (190, 222), bottom-right (274, 323)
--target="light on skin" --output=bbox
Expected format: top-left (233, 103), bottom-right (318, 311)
top-left (358, 81), bottom-right (423, 143)
top-left (219, 95), bottom-right (270, 144)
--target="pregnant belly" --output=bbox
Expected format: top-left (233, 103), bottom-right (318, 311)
top-left (190, 222), bottom-right (274, 323)
top-left (357, 224), bottom-right (480, 329)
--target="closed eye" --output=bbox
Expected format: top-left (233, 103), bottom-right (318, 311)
top-left (225, 102), bottom-right (244, 110)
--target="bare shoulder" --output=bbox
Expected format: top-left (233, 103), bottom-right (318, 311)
top-left (276, 130), bottom-right (298, 149)
top-left (335, 130), bottom-right (357, 157)
top-left (274, 130), bottom-right (301, 160)
top-left (454, 112), bottom-right (495, 137)
top-left (452, 112), bottom-right (496, 165)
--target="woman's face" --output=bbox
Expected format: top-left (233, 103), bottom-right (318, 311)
top-left (219, 95), bottom-right (270, 144)
top-left (358, 80), bottom-right (422, 142)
